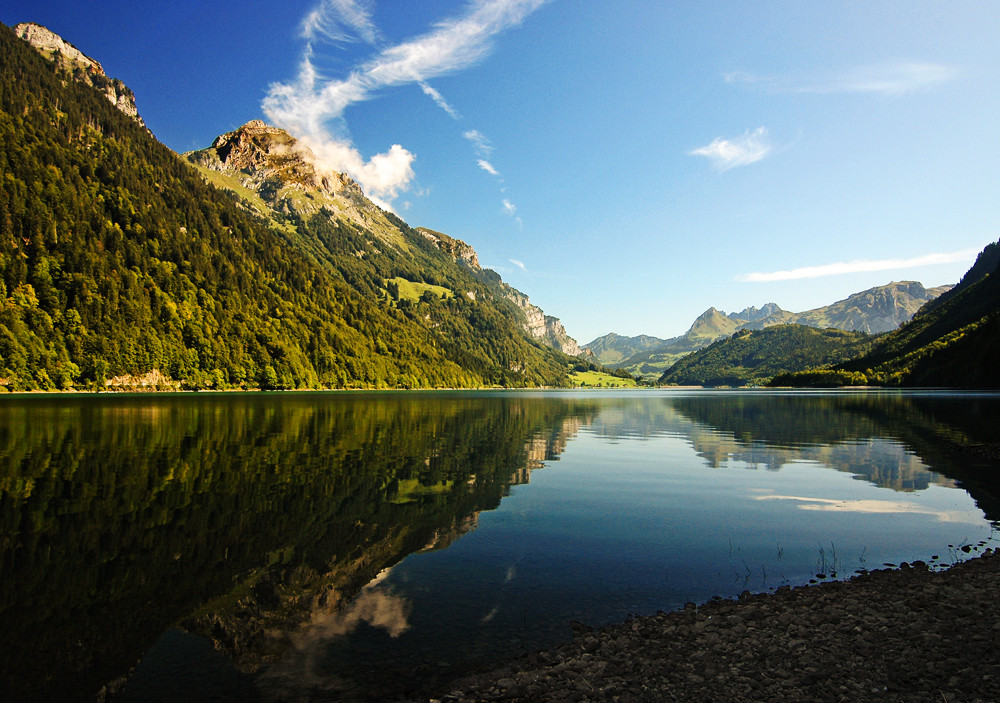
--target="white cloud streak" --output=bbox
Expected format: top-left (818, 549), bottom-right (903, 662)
top-left (737, 248), bottom-right (979, 283)
top-left (419, 81), bottom-right (460, 118)
top-left (726, 60), bottom-right (958, 96)
top-left (502, 198), bottom-right (517, 215)
top-left (509, 258), bottom-right (527, 271)
top-left (689, 127), bottom-right (771, 171)
top-left (264, 0), bottom-right (548, 203)
top-left (478, 159), bottom-right (500, 176)
top-left (464, 129), bottom-right (493, 156)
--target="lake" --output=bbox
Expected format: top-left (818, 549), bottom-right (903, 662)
top-left (1, 389), bottom-right (998, 701)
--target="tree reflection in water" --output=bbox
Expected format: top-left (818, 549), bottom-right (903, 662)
top-left (0, 390), bottom-right (997, 701)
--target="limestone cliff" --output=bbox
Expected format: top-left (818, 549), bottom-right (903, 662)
top-left (415, 228), bottom-right (583, 356)
top-left (501, 286), bottom-right (583, 356)
top-left (416, 228), bottom-right (480, 269)
top-left (14, 22), bottom-right (146, 128)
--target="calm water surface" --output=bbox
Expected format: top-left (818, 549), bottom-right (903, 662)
top-left (1, 390), bottom-right (998, 701)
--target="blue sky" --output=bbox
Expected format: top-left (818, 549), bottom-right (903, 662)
top-left (6, 1), bottom-right (1000, 344)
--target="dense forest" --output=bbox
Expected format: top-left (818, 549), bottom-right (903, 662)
top-left (658, 325), bottom-right (872, 387)
top-left (0, 24), bottom-right (576, 390)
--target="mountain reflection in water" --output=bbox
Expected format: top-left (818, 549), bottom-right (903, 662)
top-left (0, 390), bottom-right (997, 701)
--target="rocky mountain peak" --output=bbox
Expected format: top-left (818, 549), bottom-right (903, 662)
top-left (198, 120), bottom-right (365, 201)
top-left (14, 22), bottom-right (101, 71)
top-left (730, 302), bottom-right (784, 322)
top-left (693, 307), bottom-right (723, 322)
top-left (14, 22), bottom-right (146, 128)
top-left (686, 307), bottom-right (741, 341)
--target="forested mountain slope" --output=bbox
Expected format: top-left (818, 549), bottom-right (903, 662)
top-left (185, 121), bottom-right (583, 357)
top-left (0, 24), bottom-right (574, 390)
top-left (658, 325), bottom-right (872, 387)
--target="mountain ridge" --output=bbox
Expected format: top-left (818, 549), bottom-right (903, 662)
top-left (658, 324), bottom-right (872, 387)
top-left (14, 22), bottom-right (146, 128)
top-left (587, 280), bottom-right (952, 380)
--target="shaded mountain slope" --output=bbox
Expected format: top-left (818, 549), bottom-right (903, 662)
top-left (583, 333), bottom-right (674, 365)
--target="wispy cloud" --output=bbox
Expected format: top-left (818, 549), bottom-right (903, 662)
top-left (509, 258), bottom-right (527, 271)
top-left (263, 0), bottom-right (548, 203)
top-left (726, 60), bottom-right (958, 96)
top-left (302, 0), bottom-right (380, 44)
top-left (420, 81), bottom-right (460, 119)
top-left (737, 248), bottom-right (979, 283)
top-left (464, 129), bottom-right (493, 157)
top-left (478, 159), bottom-right (500, 176)
top-left (502, 198), bottom-right (517, 215)
top-left (825, 61), bottom-right (957, 95)
top-left (689, 127), bottom-right (771, 171)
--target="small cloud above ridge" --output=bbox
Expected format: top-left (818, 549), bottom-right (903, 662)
top-left (689, 127), bottom-right (771, 171)
top-left (478, 159), bottom-right (500, 176)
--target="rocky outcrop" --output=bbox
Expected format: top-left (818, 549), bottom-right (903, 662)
top-left (104, 369), bottom-right (180, 391)
top-left (729, 302), bottom-right (784, 323)
top-left (416, 228), bottom-right (480, 269)
top-left (14, 22), bottom-right (146, 128)
top-left (196, 121), bottom-right (367, 203)
top-left (187, 120), bottom-right (388, 236)
top-left (502, 286), bottom-right (583, 356)
top-left (415, 228), bottom-right (584, 357)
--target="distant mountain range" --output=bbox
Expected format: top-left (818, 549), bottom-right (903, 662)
top-left (773, 241), bottom-right (1000, 388)
top-left (586, 281), bottom-right (952, 380)
top-left (655, 241), bottom-right (1000, 388)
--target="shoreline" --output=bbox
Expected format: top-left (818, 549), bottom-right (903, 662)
top-left (418, 550), bottom-right (1000, 702)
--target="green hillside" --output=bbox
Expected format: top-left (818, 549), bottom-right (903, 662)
top-left (0, 24), bottom-right (572, 391)
top-left (771, 242), bottom-right (1000, 388)
top-left (659, 325), bottom-right (872, 387)
top-left (583, 333), bottom-right (674, 365)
